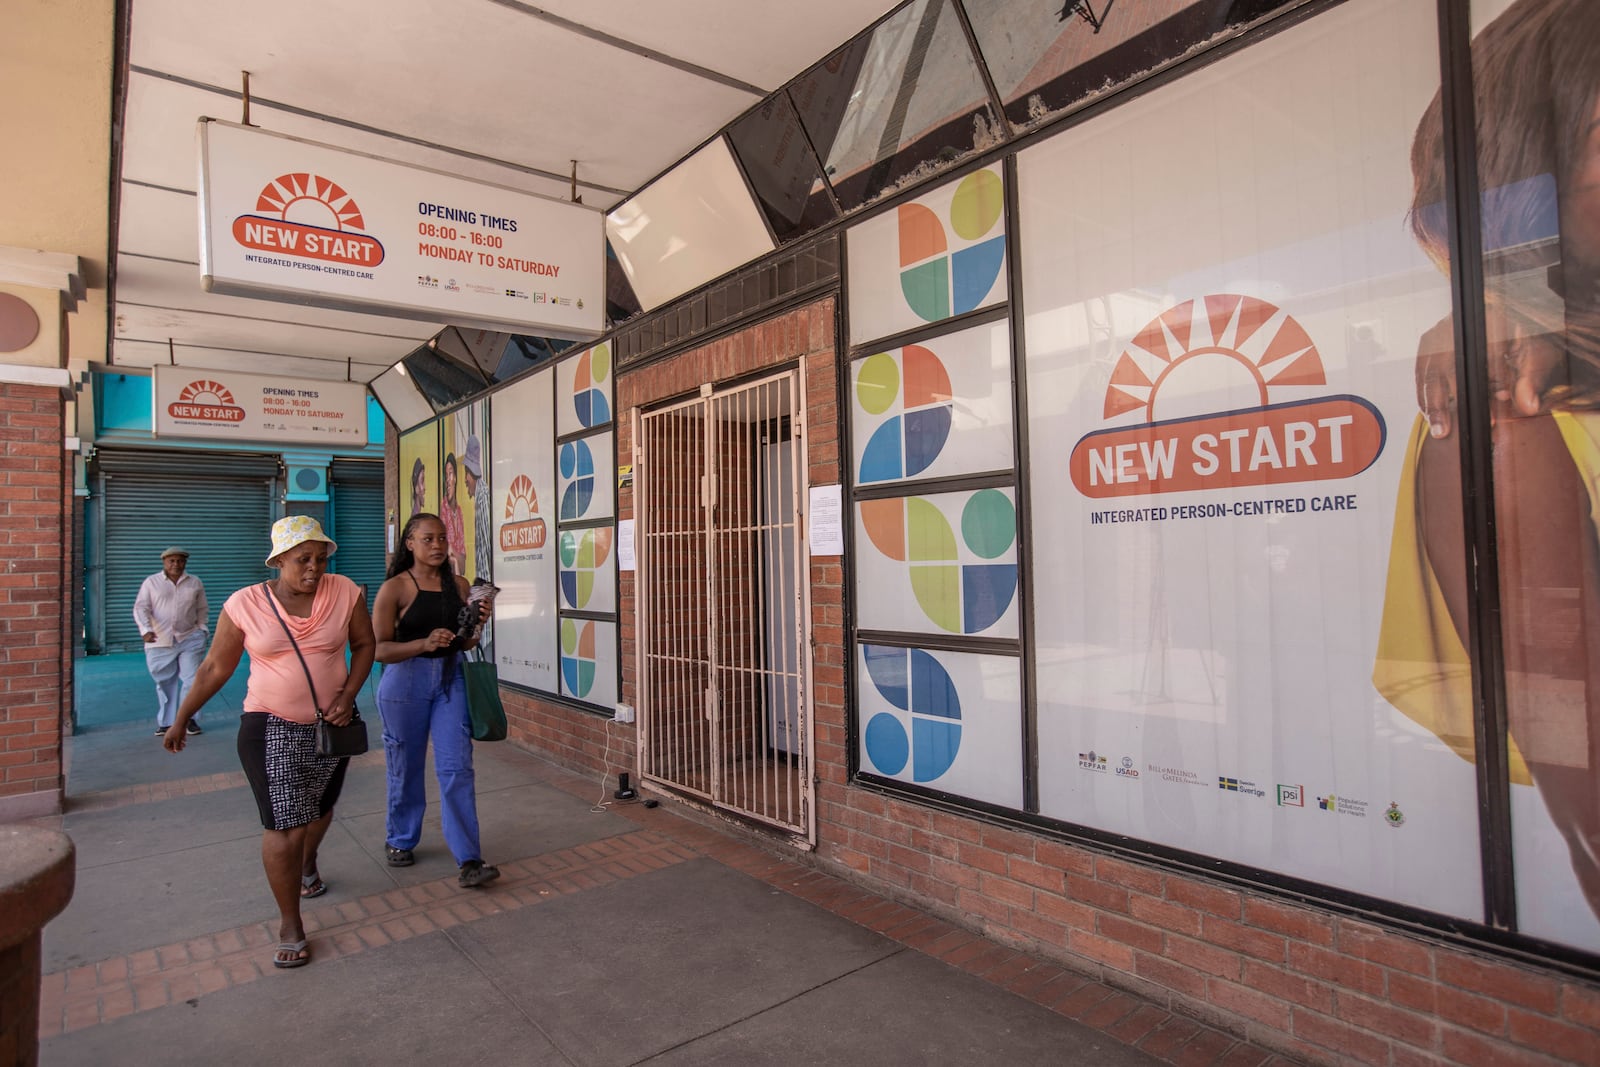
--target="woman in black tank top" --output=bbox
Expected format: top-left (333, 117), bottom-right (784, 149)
top-left (372, 513), bottom-right (499, 888)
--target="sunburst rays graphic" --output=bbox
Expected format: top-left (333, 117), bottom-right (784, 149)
top-left (1102, 295), bottom-right (1325, 422)
top-left (503, 474), bottom-right (539, 520)
top-left (253, 173), bottom-right (366, 230)
top-left (177, 380), bottom-right (236, 406)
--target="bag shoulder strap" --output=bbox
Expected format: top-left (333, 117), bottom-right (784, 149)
top-left (261, 582), bottom-right (324, 719)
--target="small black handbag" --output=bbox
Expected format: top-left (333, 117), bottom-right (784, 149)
top-left (262, 582), bottom-right (370, 758)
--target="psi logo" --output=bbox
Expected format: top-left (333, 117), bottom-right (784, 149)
top-left (232, 173), bottom-right (385, 267)
top-left (1069, 295), bottom-right (1384, 499)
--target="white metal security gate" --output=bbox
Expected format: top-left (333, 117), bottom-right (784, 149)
top-left (635, 369), bottom-right (814, 843)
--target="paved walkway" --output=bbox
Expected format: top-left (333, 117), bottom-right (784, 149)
top-left (29, 656), bottom-right (1296, 1066)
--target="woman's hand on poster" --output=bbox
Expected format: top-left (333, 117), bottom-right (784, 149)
top-left (1415, 310), bottom-right (1567, 438)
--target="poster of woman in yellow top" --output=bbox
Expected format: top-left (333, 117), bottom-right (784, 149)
top-left (1375, 0), bottom-right (1600, 947)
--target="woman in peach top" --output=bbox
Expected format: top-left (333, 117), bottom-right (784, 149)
top-left (164, 516), bottom-right (375, 970)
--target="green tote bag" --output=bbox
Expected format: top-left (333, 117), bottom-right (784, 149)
top-left (463, 648), bottom-right (508, 742)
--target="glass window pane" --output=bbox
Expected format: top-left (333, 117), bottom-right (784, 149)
top-left (727, 94), bottom-right (839, 242)
top-left (606, 241), bottom-right (642, 325)
top-left (1454, 0), bottom-right (1600, 953)
top-left (792, 0), bottom-right (1001, 211)
top-left (402, 340), bottom-right (489, 411)
top-left (964, 0), bottom-right (1297, 132)
top-left (1019, 0), bottom-right (1486, 919)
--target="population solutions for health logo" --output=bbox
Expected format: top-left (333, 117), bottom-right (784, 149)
top-left (167, 380), bottom-right (245, 424)
top-left (898, 169), bottom-right (1006, 324)
top-left (861, 645), bottom-right (962, 784)
top-left (231, 173), bottom-right (385, 268)
top-left (1068, 295), bottom-right (1385, 498)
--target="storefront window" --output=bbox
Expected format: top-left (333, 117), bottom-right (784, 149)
top-left (1018, 0), bottom-right (1484, 918)
top-left (963, 0), bottom-right (1298, 132)
top-left (792, 0), bottom-right (1000, 212)
top-left (1442, 0), bottom-right (1600, 952)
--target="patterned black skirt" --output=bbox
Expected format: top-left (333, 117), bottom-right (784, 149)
top-left (237, 712), bottom-right (349, 831)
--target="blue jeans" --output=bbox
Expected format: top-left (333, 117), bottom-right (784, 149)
top-left (377, 655), bottom-right (482, 865)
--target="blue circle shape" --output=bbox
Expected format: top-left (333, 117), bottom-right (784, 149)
top-left (864, 712), bottom-right (910, 776)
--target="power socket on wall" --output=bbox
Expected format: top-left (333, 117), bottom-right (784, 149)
top-left (612, 703), bottom-right (634, 724)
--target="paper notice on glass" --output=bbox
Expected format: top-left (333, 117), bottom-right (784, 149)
top-left (808, 484), bottom-right (844, 555)
top-left (617, 519), bottom-right (636, 571)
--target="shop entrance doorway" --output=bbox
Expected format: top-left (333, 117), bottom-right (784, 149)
top-left (635, 368), bottom-right (814, 842)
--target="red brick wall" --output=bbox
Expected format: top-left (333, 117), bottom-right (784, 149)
top-left (0, 383), bottom-right (68, 814)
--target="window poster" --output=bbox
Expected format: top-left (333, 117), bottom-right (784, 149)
top-left (489, 369), bottom-right (557, 692)
top-left (1017, 0), bottom-right (1493, 922)
top-left (854, 487), bottom-right (1019, 639)
top-left (1463, 0), bottom-right (1600, 951)
top-left (851, 318), bottom-right (1015, 486)
top-left (560, 617), bottom-right (618, 710)
top-left (441, 399), bottom-right (493, 657)
top-left (558, 429), bottom-right (616, 524)
top-left (845, 163), bottom-right (1008, 346)
top-left (556, 340), bottom-right (614, 438)
top-left (398, 423), bottom-right (439, 520)
top-left (857, 644), bottom-right (1023, 808)
top-left (558, 526), bottom-right (616, 614)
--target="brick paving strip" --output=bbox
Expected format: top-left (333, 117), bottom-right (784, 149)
top-left (42, 757), bottom-right (1293, 1066)
top-left (38, 828), bottom-right (696, 1038)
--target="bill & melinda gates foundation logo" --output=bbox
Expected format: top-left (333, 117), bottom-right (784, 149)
top-left (168, 380), bottom-right (245, 423)
top-left (499, 474), bottom-right (547, 552)
top-left (231, 173), bottom-right (385, 267)
top-left (1068, 295), bottom-right (1384, 499)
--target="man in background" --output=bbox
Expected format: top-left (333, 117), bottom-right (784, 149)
top-left (134, 547), bottom-right (209, 737)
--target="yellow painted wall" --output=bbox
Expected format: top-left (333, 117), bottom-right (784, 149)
top-left (0, 0), bottom-right (114, 372)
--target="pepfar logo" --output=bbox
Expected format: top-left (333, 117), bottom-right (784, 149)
top-left (499, 474), bottom-right (547, 551)
top-left (168, 379), bottom-right (245, 423)
top-left (1069, 295), bottom-right (1384, 499)
top-left (232, 173), bottom-right (385, 267)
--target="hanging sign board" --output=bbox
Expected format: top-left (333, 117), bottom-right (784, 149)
top-left (197, 119), bottom-right (604, 339)
top-left (153, 365), bottom-right (369, 445)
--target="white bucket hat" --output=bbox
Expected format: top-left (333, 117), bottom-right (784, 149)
top-left (266, 515), bottom-right (337, 564)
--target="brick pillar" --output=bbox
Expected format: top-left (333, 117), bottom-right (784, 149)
top-left (0, 827), bottom-right (74, 1067)
top-left (0, 381), bottom-right (69, 820)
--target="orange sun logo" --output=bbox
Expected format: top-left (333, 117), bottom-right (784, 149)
top-left (1102, 295), bottom-right (1326, 422)
top-left (254, 174), bottom-right (366, 230)
top-left (231, 173), bottom-right (384, 267)
top-left (499, 474), bottom-right (546, 551)
top-left (168, 379), bottom-right (246, 424)
top-left (1068, 293), bottom-right (1384, 499)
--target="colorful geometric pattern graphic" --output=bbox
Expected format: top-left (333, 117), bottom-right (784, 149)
top-left (858, 489), bottom-right (1017, 633)
top-left (898, 168), bottom-right (1006, 324)
top-left (861, 645), bottom-right (962, 783)
top-left (560, 618), bottom-right (597, 698)
top-left (572, 343), bottom-right (612, 428)
top-left (559, 440), bottom-right (596, 519)
top-left (856, 346), bottom-right (953, 483)
top-left (1102, 294), bottom-right (1326, 421)
top-left (559, 527), bottom-right (613, 609)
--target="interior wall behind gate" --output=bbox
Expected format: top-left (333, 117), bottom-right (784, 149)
top-left (498, 298), bottom-right (842, 790)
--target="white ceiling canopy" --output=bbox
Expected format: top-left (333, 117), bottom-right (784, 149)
top-left (113, 0), bottom-right (903, 385)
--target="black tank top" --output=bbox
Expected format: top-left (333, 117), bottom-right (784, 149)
top-left (396, 578), bottom-right (453, 658)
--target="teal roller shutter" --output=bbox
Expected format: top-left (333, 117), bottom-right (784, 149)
top-left (329, 459), bottom-right (386, 611)
top-left (96, 450), bottom-right (278, 652)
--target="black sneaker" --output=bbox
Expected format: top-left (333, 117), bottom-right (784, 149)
top-left (458, 860), bottom-right (500, 888)
top-left (386, 846), bottom-right (415, 867)
top-left (186, 721), bottom-right (203, 735)
top-left (155, 726), bottom-right (167, 736)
